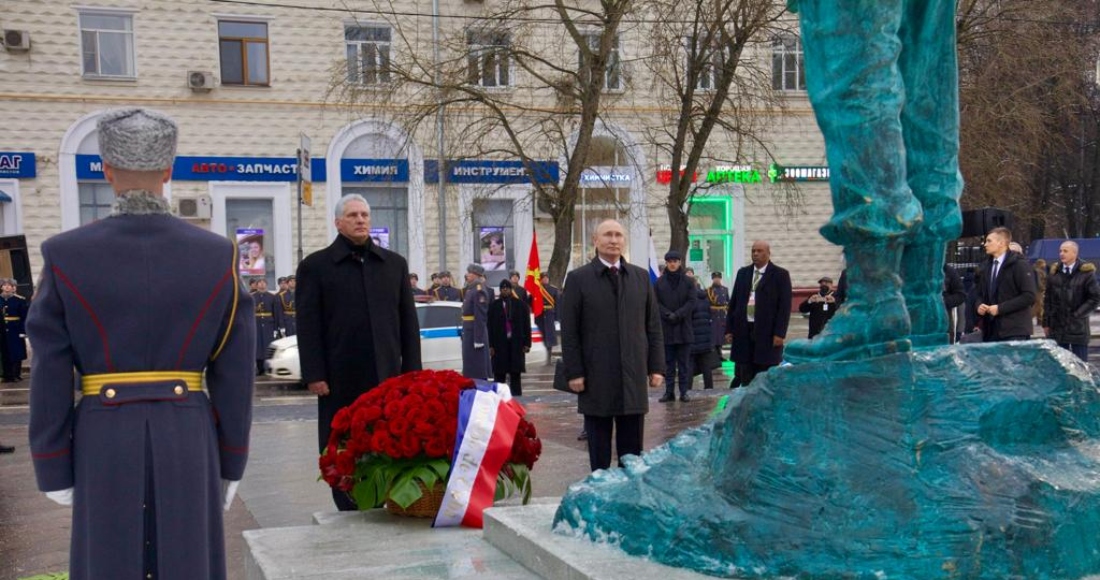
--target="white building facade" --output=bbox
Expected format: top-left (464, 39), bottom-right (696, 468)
top-left (0, 0), bottom-right (841, 290)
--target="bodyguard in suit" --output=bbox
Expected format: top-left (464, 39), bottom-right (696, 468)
top-left (488, 279), bottom-right (531, 395)
top-left (0, 278), bottom-right (28, 381)
top-left (536, 272), bottom-right (560, 363)
top-left (725, 240), bottom-right (792, 388)
top-left (461, 263), bottom-right (493, 379)
top-left (973, 227), bottom-right (1035, 342)
top-left (253, 278), bottom-right (280, 375)
top-left (28, 108), bottom-right (255, 580)
top-left (560, 219), bottom-right (665, 472)
top-left (297, 194), bottom-right (421, 510)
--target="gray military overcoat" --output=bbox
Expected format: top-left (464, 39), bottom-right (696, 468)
top-left (28, 210), bottom-right (255, 580)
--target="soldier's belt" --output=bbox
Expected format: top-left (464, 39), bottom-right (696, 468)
top-left (710, 306), bottom-right (727, 310)
top-left (283, 311), bottom-right (296, 316)
top-left (256, 312), bottom-right (273, 317)
top-left (81, 371), bottom-right (203, 398)
top-left (462, 315), bottom-right (475, 321)
top-left (3, 316), bottom-right (19, 321)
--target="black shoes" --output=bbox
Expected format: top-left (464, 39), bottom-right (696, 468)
top-left (577, 430), bottom-right (588, 441)
top-left (680, 393), bottom-right (692, 402)
top-left (0, 444), bottom-right (14, 454)
top-left (658, 393), bottom-right (675, 403)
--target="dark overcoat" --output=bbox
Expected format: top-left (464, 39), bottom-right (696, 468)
top-left (560, 258), bottom-right (665, 417)
top-left (690, 287), bottom-right (714, 355)
top-left (726, 262), bottom-right (792, 367)
top-left (488, 295), bottom-right (531, 375)
top-left (536, 284), bottom-right (560, 349)
top-left (1043, 261), bottom-right (1100, 345)
top-left (253, 291), bottom-right (280, 359)
top-left (974, 251), bottom-right (1036, 341)
top-left (706, 284), bottom-right (729, 346)
top-left (0, 292), bottom-right (28, 361)
top-left (28, 210), bottom-right (255, 580)
top-left (296, 236), bottom-right (422, 450)
top-left (277, 289), bottom-right (296, 336)
top-left (461, 282), bottom-right (493, 379)
top-left (655, 272), bottom-right (696, 345)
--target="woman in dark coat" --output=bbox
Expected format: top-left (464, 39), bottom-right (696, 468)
top-left (488, 280), bottom-right (531, 395)
top-left (690, 285), bottom-right (717, 389)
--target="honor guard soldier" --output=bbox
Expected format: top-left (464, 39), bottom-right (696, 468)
top-left (279, 275), bottom-right (297, 336)
top-left (461, 263), bottom-right (493, 379)
top-left (0, 278), bottom-right (29, 381)
top-left (537, 272), bottom-right (560, 364)
top-left (433, 270), bottom-right (462, 302)
top-left (707, 272), bottom-right (730, 360)
top-left (27, 108), bottom-right (255, 580)
top-left (253, 278), bottom-right (280, 375)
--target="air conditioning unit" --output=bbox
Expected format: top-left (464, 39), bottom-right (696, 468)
top-left (187, 70), bottom-right (215, 92)
top-left (178, 195), bottom-right (212, 220)
top-left (3, 30), bottom-right (30, 52)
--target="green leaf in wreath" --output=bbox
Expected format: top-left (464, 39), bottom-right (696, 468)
top-left (388, 470), bottom-right (427, 509)
top-left (426, 459), bottom-right (451, 479)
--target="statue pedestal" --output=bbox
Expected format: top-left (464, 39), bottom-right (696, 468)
top-left (555, 341), bottom-right (1100, 579)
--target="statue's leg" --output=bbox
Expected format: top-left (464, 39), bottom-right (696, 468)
top-left (898, 0), bottom-right (964, 348)
top-left (783, 0), bottom-right (921, 363)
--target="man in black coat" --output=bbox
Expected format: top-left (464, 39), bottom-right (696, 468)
top-left (655, 250), bottom-right (696, 402)
top-left (798, 275), bottom-right (838, 339)
top-left (296, 194), bottom-right (422, 510)
top-left (942, 264), bottom-right (965, 343)
top-left (974, 227), bottom-right (1036, 342)
top-left (725, 240), bottom-right (792, 388)
top-left (560, 219), bottom-right (665, 472)
top-left (1043, 240), bottom-right (1100, 360)
top-left (488, 279), bottom-right (531, 396)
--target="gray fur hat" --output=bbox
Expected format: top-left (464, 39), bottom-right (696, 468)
top-left (467, 263), bottom-right (486, 276)
top-left (97, 108), bottom-right (178, 171)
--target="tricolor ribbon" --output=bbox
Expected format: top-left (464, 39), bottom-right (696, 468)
top-left (433, 380), bottom-right (524, 528)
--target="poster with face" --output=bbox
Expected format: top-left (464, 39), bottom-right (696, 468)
top-left (479, 227), bottom-right (506, 271)
top-left (237, 228), bottom-right (266, 276)
top-left (370, 227), bottom-right (390, 249)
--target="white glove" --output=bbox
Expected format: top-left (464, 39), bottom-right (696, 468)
top-left (474, 343), bottom-right (485, 349)
top-left (46, 487), bottom-right (74, 506)
top-left (222, 479), bottom-right (240, 512)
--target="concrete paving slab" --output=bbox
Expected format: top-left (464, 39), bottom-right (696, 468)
top-left (243, 509), bottom-right (540, 580)
top-left (483, 502), bottom-right (716, 580)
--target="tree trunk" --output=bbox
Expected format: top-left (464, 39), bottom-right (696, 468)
top-left (548, 211), bottom-right (576, 285)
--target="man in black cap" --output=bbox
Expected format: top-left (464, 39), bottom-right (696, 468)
top-left (508, 270), bottom-right (529, 304)
top-left (799, 276), bottom-right (838, 339)
top-left (409, 273), bottom-right (429, 302)
top-left (428, 272), bottom-right (441, 295)
top-left (707, 271), bottom-right (730, 361)
top-left (655, 250), bottom-right (696, 402)
top-left (461, 264), bottom-right (493, 378)
top-left (488, 279), bottom-right (531, 395)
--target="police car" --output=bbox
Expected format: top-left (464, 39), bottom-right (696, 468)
top-left (264, 301), bottom-right (552, 382)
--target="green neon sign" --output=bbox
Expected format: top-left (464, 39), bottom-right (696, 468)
top-left (705, 165), bottom-right (762, 184)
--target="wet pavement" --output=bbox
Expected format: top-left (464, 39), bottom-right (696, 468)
top-left (0, 354), bottom-right (746, 580)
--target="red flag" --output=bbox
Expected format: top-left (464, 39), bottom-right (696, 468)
top-left (524, 232), bottom-right (544, 317)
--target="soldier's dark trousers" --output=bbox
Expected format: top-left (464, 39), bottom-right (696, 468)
top-left (493, 372), bottom-right (522, 397)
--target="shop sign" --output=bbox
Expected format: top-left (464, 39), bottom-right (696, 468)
top-left (341, 159), bottom-right (409, 182)
top-left (579, 167), bottom-right (632, 186)
top-left (0, 153), bottom-right (35, 179)
top-left (425, 160), bottom-right (559, 184)
top-left (76, 154), bottom-right (328, 182)
top-left (768, 163), bottom-right (830, 183)
top-left (655, 164), bottom-right (698, 185)
top-left (705, 165), bottom-right (762, 184)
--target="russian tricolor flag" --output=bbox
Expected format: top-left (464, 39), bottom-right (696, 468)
top-left (433, 381), bottom-right (525, 528)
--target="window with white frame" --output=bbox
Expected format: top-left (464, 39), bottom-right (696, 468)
top-left (79, 11), bottom-right (135, 78)
top-left (688, 38), bottom-right (727, 91)
top-left (78, 182), bottom-right (115, 225)
top-left (466, 29), bottom-right (511, 88)
top-left (772, 32), bottom-right (805, 92)
top-left (219, 20), bottom-right (270, 86)
top-left (581, 33), bottom-right (622, 91)
top-left (346, 25), bottom-right (392, 85)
